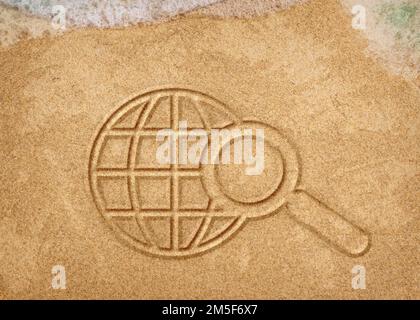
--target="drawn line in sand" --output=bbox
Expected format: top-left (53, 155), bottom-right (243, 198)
top-left (89, 88), bottom-right (370, 258)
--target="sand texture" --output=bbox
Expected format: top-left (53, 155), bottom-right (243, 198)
top-left (0, 0), bottom-right (419, 299)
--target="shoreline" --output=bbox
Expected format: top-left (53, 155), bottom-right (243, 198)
top-left (1, 0), bottom-right (418, 81)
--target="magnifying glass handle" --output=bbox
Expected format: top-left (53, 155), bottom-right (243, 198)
top-left (286, 190), bottom-right (370, 257)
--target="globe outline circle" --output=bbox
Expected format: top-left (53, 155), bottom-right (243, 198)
top-left (88, 88), bottom-right (250, 258)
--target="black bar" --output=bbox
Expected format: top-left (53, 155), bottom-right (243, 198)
top-left (0, 300), bottom-right (416, 318)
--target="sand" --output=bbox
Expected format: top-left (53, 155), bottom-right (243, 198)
top-left (0, 0), bottom-right (419, 299)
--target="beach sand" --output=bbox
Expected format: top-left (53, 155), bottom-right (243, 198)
top-left (0, 0), bottom-right (419, 299)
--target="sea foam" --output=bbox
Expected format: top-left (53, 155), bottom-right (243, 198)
top-left (0, 0), bottom-right (222, 27)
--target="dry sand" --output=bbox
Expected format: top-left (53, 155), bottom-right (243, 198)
top-left (0, 0), bottom-right (419, 299)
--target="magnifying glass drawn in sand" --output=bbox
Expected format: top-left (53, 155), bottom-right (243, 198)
top-left (89, 88), bottom-right (370, 258)
top-left (203, 121), bottom-right (371, 258)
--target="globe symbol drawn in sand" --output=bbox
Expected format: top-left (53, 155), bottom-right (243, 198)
top-left (89, 88), bottom-right (370, 258)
